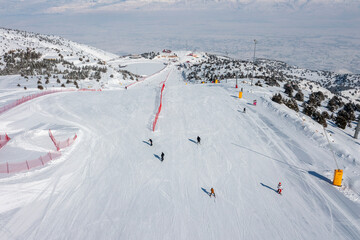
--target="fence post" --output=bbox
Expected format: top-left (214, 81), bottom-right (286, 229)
top-left (40, 156), bottom-right (44, 166)
top-left (7, 162), bottom-right (9, 174)
top-left (26, 160), bottom-right (30, 170)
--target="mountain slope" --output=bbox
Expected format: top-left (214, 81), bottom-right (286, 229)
top-left (0, 62), bottom-right (360, 239)
top-left (0, 28), bottom-right (166, 91)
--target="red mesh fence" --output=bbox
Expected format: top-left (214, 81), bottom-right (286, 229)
top-left (0, 151), bottom-right (62, 174)
top-left (152, 84), bottom-right (165, 131)
top-left (78, 88), bottom-right (102, 92)
top-left (152, 70), bottom-right (171, 131)
top-left (0, 133), bottom-right (11, 149)
top-left (0, 89), bottom-right (79, 174)
top-left (0, 131), bottom-right (76, 174)
top-left (0, 89), bottom-right (75, 116)
top-left (49, 129), bottom-right (77, 151)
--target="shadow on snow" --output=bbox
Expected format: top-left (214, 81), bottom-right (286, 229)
top-left (308, 171), bottom-right (332, 184)
top-left (232, 143), bottom-right (307, 172)
top-left (201, 187), bottom-right (210, 197)
top-left (260, 183), bottom-right (277, 193)
top-left (188, 138), bottom-right (197, 144)
top-left (153, 154), bottom-right (161, 161)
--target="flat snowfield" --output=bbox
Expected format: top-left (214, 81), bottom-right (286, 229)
top-left (0, 66), bottom-right (360, 240)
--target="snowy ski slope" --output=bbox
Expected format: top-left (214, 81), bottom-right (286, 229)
top-left (0, 62), bottom-right (360, 239)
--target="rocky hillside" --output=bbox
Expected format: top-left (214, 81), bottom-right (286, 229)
top-left (181, 54), bottom-right (360, 98)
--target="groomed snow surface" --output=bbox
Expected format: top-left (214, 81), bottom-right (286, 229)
top-left (1, 64), bottom-right (360, 240)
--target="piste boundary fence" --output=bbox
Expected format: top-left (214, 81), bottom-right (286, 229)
top-left (0, 88), bottom-right (103, 116)
top-left (0, 151), bottom-right (62, 174)
top-left (0, 130), bottom-right (77, 174)
top-left (49, 129), bottom-right (77, 151)
top-left (0, 88), bottom-right (100, 175)
top-left (152, 70), bottom-right (172, 131)
top-left (0, 89), bottom-right (75, 116)
top-left (0, 133), bottom-right (11, 149)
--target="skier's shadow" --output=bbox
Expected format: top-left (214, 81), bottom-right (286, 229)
top-left (260, 183), bottom-right (277, 193)
top-left (201, 187), bottom-right (211, 196)
top-left (153, 154), bottom-right (161, 161)
top-left (188, 138), bottom-right (197, 144)
top-left (143, 140), bottom-right (151, 146)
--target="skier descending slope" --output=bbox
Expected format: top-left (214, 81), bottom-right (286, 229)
top-left (149, 139), bottom-right (153, 146)
top-left (277, 182), bottom-right (283, 195)
top-left (161, 152), bottom-right (164, 162)
top-left (197, 136), bottom-right (201, 144)
top-left (210, 188), bottom-right (216, 198)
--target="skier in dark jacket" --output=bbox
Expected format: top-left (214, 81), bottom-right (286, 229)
top-left (197, 136), bottom-right (201, 144)
top-left (161, 152), bottom-right (164, 162)
top-left (149, 139), bottom-right (153, 146)
top-left (243, 107), bottom-right (246, 113)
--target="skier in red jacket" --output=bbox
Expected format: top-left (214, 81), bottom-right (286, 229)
top-left (277, 182), bottom-right (283, 195)
top-left (210, 188), bottom-right (216, 198)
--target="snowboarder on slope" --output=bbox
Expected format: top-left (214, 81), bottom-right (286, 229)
top-left (210, 188), bottom-right (216, 198)
top-left (277, 182), bottom-right (282, 195)
top-left (149, 139), bottom-right (153, 146)
top-left (253, 100), bottom-right (257, 106)
top-left (161, 152), bottom-right (164, 162)
top-left (197, 136), bottom-right (201, 144)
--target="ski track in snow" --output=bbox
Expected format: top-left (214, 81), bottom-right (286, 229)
top-left (0, 64), bottom-right (359, 239)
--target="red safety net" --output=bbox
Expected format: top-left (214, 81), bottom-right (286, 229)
top-left (152, 84), bottom-right (165, 131)
top-left (0, 133), bottom-right (11, 150)
top-left (152, 70), bottom-right (171, 131)
top-left (49, 129), bottom-right (77, 151)
top-left (0, 90), bottom-right (80, 174)
top-left (0, 151), bottom-right (62, 174)
top-left (78, 88), bottom-right (102, 92)
top-left (0, 89), bottom-right (75, 115)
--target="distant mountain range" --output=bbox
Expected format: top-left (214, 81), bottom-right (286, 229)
top-left (1, 27), bottom-right (358, 98)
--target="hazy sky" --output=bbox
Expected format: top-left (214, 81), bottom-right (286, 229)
top-left (0, 1), bottom-right (359, 14)
top-left (0, 0), bottom-right (359, 73)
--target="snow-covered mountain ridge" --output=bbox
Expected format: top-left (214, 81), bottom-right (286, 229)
top-left (0, 27), bottom-right (143, 90)
top-left (1, 27), bottom-right (359, 96)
